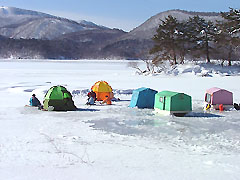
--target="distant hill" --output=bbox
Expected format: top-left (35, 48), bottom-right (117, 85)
top-left (54, 28), bottom-right (127, 59)
top-left (0, 6), bottom-right (107, 40)
top-left (123, 9), bottom-right (221, 40)
top-left (0, 8), bottom-right (225, 59)
top-left (101, 9), bottom-right (223, 59)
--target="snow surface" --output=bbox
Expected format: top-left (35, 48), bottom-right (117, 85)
top-left (0, 59), bottom-right (240, 180)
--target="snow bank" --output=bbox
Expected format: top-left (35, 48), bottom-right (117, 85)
top-left (151, 61), bottom-right (240, 77)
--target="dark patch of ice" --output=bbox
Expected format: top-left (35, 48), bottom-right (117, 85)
top-left (11, 86), bottom-right (23, 88)
top-left (76, 108), bottom-right (99, 112)
top-left (24, 89), bottom-right (35, 92)
top-left (186, 112), bottom-right (223, 118)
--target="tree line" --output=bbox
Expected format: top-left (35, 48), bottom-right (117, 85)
top-left (150, 8), bottom-right (240, 67)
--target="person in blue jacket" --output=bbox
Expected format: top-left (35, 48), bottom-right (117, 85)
top-left (29, 94), bottom-right (41, 107)
top-left (86, 96), bottom-right (95, 105)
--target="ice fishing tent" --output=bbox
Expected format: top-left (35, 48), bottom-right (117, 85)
top-left (154, 91), bottom-right (192, 116)
top-left (43, 85), bottom-right (77, 111)
top-left (129, 87), bottom-right (157, 108)
top-left (205, 87), bottom-right (233, 109)
top-left (91, 81), bottom-right (113, 101)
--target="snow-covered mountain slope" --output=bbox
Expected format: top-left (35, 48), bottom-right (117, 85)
top-left (78, 20), bottom-right (108, 29)
top-left (0, 17), bottom-right (87, 39)
top-left (0, 6), bottom-right (52, 17)
top-left (0, 6), bottom-right (53, 28)
top-left (0, 6), bottom-right (106, 39)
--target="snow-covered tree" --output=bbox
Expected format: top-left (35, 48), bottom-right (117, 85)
top-left (187, 16), bottom-right (217, 63)
top-left (215, 8), bottom-right (240, 66)
top-left (221, 8), bottom-right (240, 34)
top-left (175, 21), bottom-right (195, 64)
top-left (150, 15), bottom-right (190, 65)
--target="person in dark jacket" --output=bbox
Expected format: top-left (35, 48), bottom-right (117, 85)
top-left (87, 90), bottom-right (96, 102)
top-left (234, 103), bottom-right (240, 110)
top-left (29, 94), bottom-right (41, 107)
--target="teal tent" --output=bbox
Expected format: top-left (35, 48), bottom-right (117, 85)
top-left (129, 87), bottom-right (157, 109)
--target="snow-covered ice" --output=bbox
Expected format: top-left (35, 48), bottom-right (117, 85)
top-left (0, 59), bottom-right (240, 180)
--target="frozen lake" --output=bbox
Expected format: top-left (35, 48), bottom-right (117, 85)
top-left (0, 59), bottom-right (240, 180)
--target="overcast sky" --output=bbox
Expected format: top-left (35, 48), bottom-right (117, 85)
top-left (0, 0), bottom-right (239, 31)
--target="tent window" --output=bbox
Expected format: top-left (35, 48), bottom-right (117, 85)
top-left (159, 97), bottom-right (163, 103)
top-left (205, 93), bottom-right (211, 103)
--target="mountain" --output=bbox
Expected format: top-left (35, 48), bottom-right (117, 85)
top-left (0, 28), bottom-right (127, 59)
top-left (123, 9), bottom-right (221, 40)
top-left (78, 20), bottom-right (107, 29)
top-left (0, 6), bottom-right (52, 17)
top-left (0, 8), bottom-right (226, 60)
top-left (54, 28), bottom-right (126, 59)
top-left (100, 9), bottom-right (222, 59)
top-left (0, 6), bottom-right (107, 39)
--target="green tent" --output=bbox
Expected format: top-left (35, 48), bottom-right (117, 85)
top-left (154, 91), bottom-right (192, 116)
top-left (43, 85), bottom-right (77, 111)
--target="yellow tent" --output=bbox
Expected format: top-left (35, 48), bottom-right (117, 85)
top-left (91, 81), bottom-right (113, 101)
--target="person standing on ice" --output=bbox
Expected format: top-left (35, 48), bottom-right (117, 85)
top-left (29, 94), bottom-right (41, 107)
top-left (101, 95), bottom-right (112, 105)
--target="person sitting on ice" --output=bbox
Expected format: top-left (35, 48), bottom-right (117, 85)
top-left (86, 96), bottom-right (95, 105)
top-left (29, 94), bottom-right (41, 107)
top-left (234, 103), bottom-right (240, 110)
top-left (87, 90), bottom-right (97, 102)
top-left (101, 95), bottom-right (112, 105)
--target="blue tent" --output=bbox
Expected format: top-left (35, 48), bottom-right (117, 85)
top-left (129, 87), bottom-right (158, 108)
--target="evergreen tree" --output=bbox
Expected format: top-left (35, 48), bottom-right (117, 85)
top-left (221, 8), bottom-right (240, 34)
top-left (176, 21), bottom-right (195, 64)
top-left (188, 16), bottom-right (217, 63)
top-left (215, 8), bottom-right (240, 66)
top-left (150, 15), bottom-right (188, 65)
